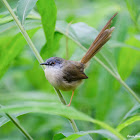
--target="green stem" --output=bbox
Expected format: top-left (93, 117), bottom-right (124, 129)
top-left (118, 78), bottom-right (140, 103)
top-left (5, 113), bottom-right (33, 140)
top-left (2, 0), bottom-right (78, 133)
top-left (54, 88), bottom-right (67, 105)
top-left (68, 119), bottom-right (79, 132)
top-left (94, 56), bottom-right (140, 103)
top-left (54, 88), bottom-right (79, 132)
top-left (0, 105), bottom-right (33, 140)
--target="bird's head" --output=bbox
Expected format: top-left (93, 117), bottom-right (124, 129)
top-left (40, 57), bottom-right (64, 68)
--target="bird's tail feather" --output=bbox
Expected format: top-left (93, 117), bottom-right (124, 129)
top-left (81, 13), bottom-right (117, 64)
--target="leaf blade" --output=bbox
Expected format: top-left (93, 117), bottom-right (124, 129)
top-left (17, 0), bottom-right (38, 24)
top-left (117, 116), bottom-right (140, 132)
top-left (37, 0), bottom-right (57, 58)
top-left (0, 28), bottom-right (38, 79)
top-left (62, 130), bottom-right (119, 140)
top-left (0, 92), bottom-right (125, 140)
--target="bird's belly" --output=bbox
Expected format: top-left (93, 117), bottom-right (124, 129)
top-left (58, 79), bottom-right (83, 91)
top-left (44, 67), bottom-right (82, 91)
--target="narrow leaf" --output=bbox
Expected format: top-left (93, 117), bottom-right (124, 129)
top-left (122, 105), bottom-right (140, 121)
top-left (0, 28), bottom-right (38, 79)
top-left (17, 0), bottom-right (38, 24)
top-left (62, 129), bottom-right (119, 140)
top-left (53, 133), bottom-right (66, 140)
top-left (0, 93), bottom-right (125, 140)
top-left (37, 0), bottom-right (57, 57)
top-left (0, 20), bottom-right (41, 36)
top-left (117, 116), bottom-right (140, 132)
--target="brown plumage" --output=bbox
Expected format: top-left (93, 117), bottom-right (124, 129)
top-left (63, 61), bottom-right (88, 83)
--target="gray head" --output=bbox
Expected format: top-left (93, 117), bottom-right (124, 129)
top-left (40, 57), bottom-right (64, 67)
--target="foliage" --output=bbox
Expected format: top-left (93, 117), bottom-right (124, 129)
top-left (0, 0), bottom-right (140, 139)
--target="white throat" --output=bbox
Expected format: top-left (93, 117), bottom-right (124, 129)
top-left (44, 66), bottom-right (62, 88)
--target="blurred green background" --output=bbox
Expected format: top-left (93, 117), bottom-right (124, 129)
top-left (0, 0), bottom-right (140, 139)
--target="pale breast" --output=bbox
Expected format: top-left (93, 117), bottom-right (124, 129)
top-left (44, 66), bottom-right (83, 91)
top-left (44, 66), bottom-right (62, 88)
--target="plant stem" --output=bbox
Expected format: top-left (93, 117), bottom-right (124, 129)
top-left (54, 88), bottom-right (79, 132)
top-left (2, 0), bottom-right (79, 133)
top-left (94, 56), bottom-right (140, 103)
top-left (0, 105), bottom-right (33, 140)
top-left (119, 78), bottom-right (140, 103)
top-left (54, 88), bottom-right (67, 105)
top-left (5, 113), bottom-right (33, 140)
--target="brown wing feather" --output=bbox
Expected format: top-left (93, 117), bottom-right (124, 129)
top-left (62, 61), bottom-right (88, 83)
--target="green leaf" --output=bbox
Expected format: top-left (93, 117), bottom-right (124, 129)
top-left (17, 0), bottom-right (38, 24)
top-left (53, 133), bottom-right (66, 140)
top-left (0, 20), bottom-right (41, 36)
top-left (0, 15), bottom-right (13, 24)
top-left (64, 134), bottom-right (84, 140)
top-left (56, 21), bottom-right (98, 50)
top-left (37, 0), bottom-right (57, 57)
top-left (0, 93), bottom-right (125, 140)
top-left (0, 92), bottom-right (57, 127)
top-left (125, 0), bottom-right (139, 28)
top-left (123, 105), bottom-right (140, 121)
top-left (53, 133), bottom-right (93, 140)
top-left (118, 36), bottom-right (140, 80)
top-left (0, 28), bottom-right (38, 79)
top-left (0, 92), bottom-right (58, 104)
top-left (40, 32), bottom-right (63, 58)
top-left (117, 116), bottom-right (140, 132)
top-left (109, 40), bottom-right (140, 52)
top-left (62, 129), bottom-right (119, 140)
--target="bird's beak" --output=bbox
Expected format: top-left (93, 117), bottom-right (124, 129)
top-left (40, 62), bottom-right (46, 65)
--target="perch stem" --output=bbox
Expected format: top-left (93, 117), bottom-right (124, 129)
top-left (54, 88), bottom-right (79, 132)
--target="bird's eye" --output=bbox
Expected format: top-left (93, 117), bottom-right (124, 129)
top-left (49, 62), bottom-right (55, 66)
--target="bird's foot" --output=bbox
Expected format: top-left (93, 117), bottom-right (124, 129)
top-left (66, 103), bottom-right (71, 107)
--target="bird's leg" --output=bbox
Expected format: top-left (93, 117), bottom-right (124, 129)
top-left (67, 90), bottom-right (75, 107)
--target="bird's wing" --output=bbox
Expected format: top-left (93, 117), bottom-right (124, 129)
top-left (62, 61), bottom-right (88, 83)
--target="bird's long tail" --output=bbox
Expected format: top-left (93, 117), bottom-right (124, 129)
top-left (81, 13), bottom-right (117, 64)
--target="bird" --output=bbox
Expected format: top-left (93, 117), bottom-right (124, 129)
top-left (40, 13), bottom-right (117, 106)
